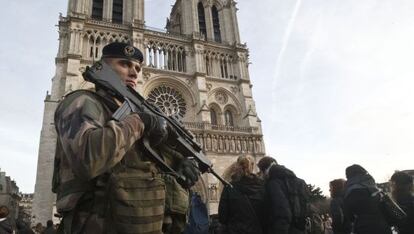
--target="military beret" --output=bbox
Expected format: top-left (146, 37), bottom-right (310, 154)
top-left (102, 42), bottom-right (143, 63)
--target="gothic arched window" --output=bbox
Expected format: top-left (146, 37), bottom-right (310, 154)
top-left (198, 2), bottom-right (207, 38)
top-left (112, 0), bottom-right (123, 24)
top-left (147, 85), bottom-right (187, 119)
top-left (210, 109), bottom-right (218, 125)
top-left (92, 0), bottom-right (104, 20)
top-left (225, 110), bottom-right (234, 127)
top-left (212, 6), bottom-right (221, 42)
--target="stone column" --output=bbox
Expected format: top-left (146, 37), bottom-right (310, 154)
top-left (132, 0), bottom-right (144, 27)
top-left (204, 5), bottom-right (214, 41)
top-left (103, 0), bottom-right (112, 22)
top-left (230, 1), bottom-right (241, 44)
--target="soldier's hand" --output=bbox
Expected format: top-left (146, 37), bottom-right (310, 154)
top-left (137, 112), bottom-right (168, 146)
top-left (178, 158), bottom-right (200, 188)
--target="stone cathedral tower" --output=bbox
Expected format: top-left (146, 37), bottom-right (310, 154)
top-left (32, 0), bottom-right (265, 224)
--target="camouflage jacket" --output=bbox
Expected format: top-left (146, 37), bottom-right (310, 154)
top-left (53, 89), bottom-right (166, 233)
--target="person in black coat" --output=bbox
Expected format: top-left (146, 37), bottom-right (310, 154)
top-left (343, 164), bottom-right (392, 234)
top-left (219, 155), bottom-right (266, 234)
top-left (16, 217), bottom-right (35, 234)
top-left (42, 220), bottom-right (56, 234)
top-left (390, 171), bottom-right (414, 234)
top-left (257, 156), bottom-right (307, 234)
top-left (329, 179), bottom-right (351, 234)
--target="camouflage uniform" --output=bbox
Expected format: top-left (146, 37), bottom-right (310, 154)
top-left (53, 89), bottom-right (166, 233)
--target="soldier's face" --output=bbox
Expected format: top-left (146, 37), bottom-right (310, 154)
top-left (105, 58), bottom-right (142, 88)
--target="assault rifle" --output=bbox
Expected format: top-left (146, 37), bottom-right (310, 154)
top-left (82, 61), bottom-right (231, 187)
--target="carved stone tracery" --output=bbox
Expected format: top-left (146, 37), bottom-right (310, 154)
top-left (188, 131), bottom-right (264, 155)
top-left (214, 91), bottom-right (228, 105)
top-left (145, 39), bottom-right (187, 72)
top-left (147, 85), bottom-right (187, 119)
top-left (82, 29), bottom-right (130, 59)
top-left (204, 50), bottom-right (237, 80)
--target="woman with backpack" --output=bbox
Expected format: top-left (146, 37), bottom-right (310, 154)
top-left (390, 171), bottom-right (414, 234)
top-left (218, 156), bottom-right (266, 234)
top-left (257, 156), bottom-right (310, 234)
top-left (329, 179), bottom-right (351, 234)
top-left (343, 164), bottom-right (392, 234)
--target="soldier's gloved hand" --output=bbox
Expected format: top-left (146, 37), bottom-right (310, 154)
top-left (178, 158), bottom-right (200, 188)
top-left (137, 112), bottom-right (168, 146)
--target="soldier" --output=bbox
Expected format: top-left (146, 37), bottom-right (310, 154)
top-left (52, 42), bottom-right (198, 233)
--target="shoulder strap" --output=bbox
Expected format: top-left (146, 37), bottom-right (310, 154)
top-left (344, 183), bottom-right (373, 198)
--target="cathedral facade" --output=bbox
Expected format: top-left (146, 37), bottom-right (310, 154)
top-left (32, 0), bottom-right (265, 225)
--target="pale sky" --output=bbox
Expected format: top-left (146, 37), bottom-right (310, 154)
top-left (1, 0), bottom-right (413, 194)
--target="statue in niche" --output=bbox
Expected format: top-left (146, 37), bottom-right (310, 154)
top-left (209, 184), bottom-right (218, 201)
top-left (224, 137), bottom-right (229, 152)
top-left (236, 138), bottom-right (241, 152)
top-left (255, 139), bottom-right (262, 153)
top-left (249, 138), bottom-right (254, 153)
top-left (229, 137), bottom-right (235, 152)
top-left (206, 135), bottom-right (211, 151)
top-left (212, 135), bottom-right (218, 151)
top-left (241, 138), bottom-right (246, 152)
top-left (222, 137), bottom-right (226, 152)
top-left (218, 136), bottom-right (224, 152)
top-left (198, 134), bottom-right (204, 150)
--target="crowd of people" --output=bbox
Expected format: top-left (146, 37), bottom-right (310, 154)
top-left (0, 205), bottom-right (56, 234)
top-left (215, 156), bottom-right (414, 234)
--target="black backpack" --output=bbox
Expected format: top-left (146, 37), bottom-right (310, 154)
top-left (284, 177), bottom-right (310, 230)
top-left (346, 183), bottom-right (407, 227)
top-left (372, 190), bottom-right (407, 226)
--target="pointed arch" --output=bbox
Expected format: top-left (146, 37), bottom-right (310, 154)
top-left (224, 109), bottom-right (234, 127)
top-left (212, 5), bottom-right (221, 42)
top-left (92, 0), bottom-right (103, 20)
top-left (223, 104), bottom-right (239, 127)
top-left (198, 2), bottom-right (207, 38)
top-left (208, 103), bottom-right (222, 126)
top-left (112, 0), bottom-right (123, 24)
top-left (210, 108), bottom-right (218, 125)
top-left (208, 87), bottom-right (242, 115)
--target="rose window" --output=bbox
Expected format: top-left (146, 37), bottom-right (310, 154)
top-left (147, 85), bottom-right (187, 119)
